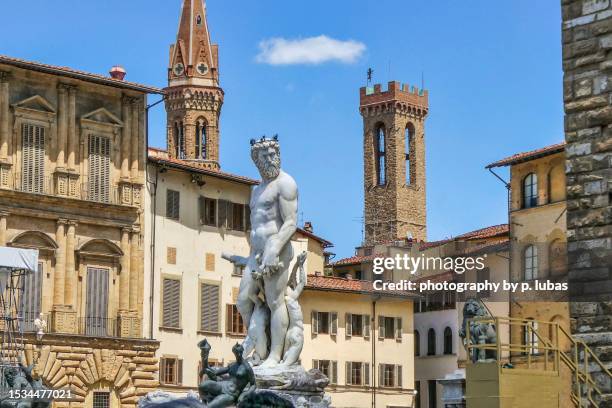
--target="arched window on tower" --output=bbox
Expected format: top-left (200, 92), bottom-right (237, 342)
top-left (524, 244), bottom-right (538, 280)
top-left (376, 125), bottom-right (386, 186)
top-left (175, 121), bottom-right (185, 159)
top-left (195, 118), bottom-right (207, 159)
top-left (427, 328), bottom-right (436, 356)
top-left (443, 327), bottom-right (453, 354)
top-left (523, 173), bottom-right (538, 208)
top-left (405, 124), bottom-right (414, 185)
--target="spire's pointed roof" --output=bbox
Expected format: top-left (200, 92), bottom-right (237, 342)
top-left (169, 0), bottom-right (219, 87)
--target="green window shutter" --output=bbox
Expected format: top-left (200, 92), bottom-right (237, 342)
top-left (217, 199), bottom-right (228, 228)
top-left (346, 313), bottom-right (352, 337)
top-left (364, 314), bottom-right (371, 339)
top-left (200, 283), bottom-right (219, 332)
top-left (364, 362), bottom-right (370, 386)
top-left (345, 362), bottom-right (351, 385)
top-left (396, 317), bottom-right (403, 342)
top-left (162, 278), bottom-right (181, 328)
top-left (330, 312), bottom-right (338, 335)
top-left (378, 316), bottom-right (385, 339)
top-left (311, 310), bottom-right (318, 335)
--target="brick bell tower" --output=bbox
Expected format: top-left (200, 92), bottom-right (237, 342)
top-left (165, 0), bottom-right (223, 170)
top-left (360, 81), bottom-right (429, 244)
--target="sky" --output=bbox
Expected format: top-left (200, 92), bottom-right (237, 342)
top-left (0, 0), bottom-right (564, 259)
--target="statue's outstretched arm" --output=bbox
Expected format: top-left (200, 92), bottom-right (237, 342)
top-left (221, 252), bottom-right (248, 266)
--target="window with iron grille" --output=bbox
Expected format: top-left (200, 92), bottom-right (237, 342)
top-left (200, 283), bottom-right (219, 332)
top-left (93, 391), bottom-right (110, 408)
top-left (21, 123), bottom-right (45, 193)
top-left (160, 357), bottom-right (183, 385)
top-left (88, 134), bottom-right (111, 203)
top-left (166, 190), bottom-right (180, 219)
top-left (162, 278), bottom-right (181, 328)
top-left (226, 304), bottom-right (245, 335)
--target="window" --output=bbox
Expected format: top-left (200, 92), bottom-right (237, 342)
top-left (175, 121), bottom-right (185, 159)
top-left (378, 316), bottom-right (402, 341)
top-left (346, 313), bottom-right (369, 338)
top-left (428, 380), bottom-right (437, 408)
top-left (23, 262), bottom-right (43, 332)
top-left (85, 267), bottom-right (109, 336)
top-left (199, 196), bottom-right (216, 226)
top-left (231, 203), bottom-right (246, 231)
top-left (21, 123), bottom-right (45, 194)
top-left (379, 364), bottom-right (402, 388)
top-left (166, 190), bottom-right (180, 220)
top-left (88, 134), bottom-right (111, 203)
top-left (376, 125), bottom-right (386, 185)
top-left (162, 278), bottom-right (181, 329)
top-left (427, 328), bottom-right (436, 355)
top-left (217, 200), bottom-right (248, 231)
top-left (523, 319), bottom-right (539, 355)
top-left (415, 381), bottom-right (421, 408)
top-left (414, 330), bottom-right (420, 356)
top-left (232, 264), bottom-right (245, 276)
top-left (195, 118), bottom-right (207, 159)
top-left (160, 357), bottom-right (183, 385)
top-left (93, 391), bottom-right (110, 408)
top-left (313, 360), bottom-right (337, 384)
top-left (405, 124), bottom-right (414, 185)
top-left (523, 173), bottom-right (538, 208)
top-left (226, 304), bottom-right (246, 335)
top-left (311, 311), bottom-right (337, 335)
top-left (444, 327), bottom-right (453, 355)
top-left (346, 362), bottom-right (369, 386)
top-left (167, 247), bottom-right (176, 265)
top-left (524, 245), bottom-right (538, 280)
top-left (200, 283), bottom-right (219, 332)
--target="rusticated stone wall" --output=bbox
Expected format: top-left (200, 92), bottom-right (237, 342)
top-left (561, 0), bottom-right (612, 404)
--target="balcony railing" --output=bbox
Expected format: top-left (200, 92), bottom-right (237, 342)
top-left (80, 182), bottom-right (120, 205)
top-left (21, 312), bottom-right (143, 339)
top-left (12, 173), bottom-right (53, 195)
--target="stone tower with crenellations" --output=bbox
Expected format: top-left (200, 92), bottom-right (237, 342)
top-left (360, 81), bottom-right (429, 244)
top-left (165, 0), bottom-right (223, 170)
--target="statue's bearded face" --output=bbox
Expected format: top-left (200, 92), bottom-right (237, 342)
top-left (252, 146), bottom-right (281, 180)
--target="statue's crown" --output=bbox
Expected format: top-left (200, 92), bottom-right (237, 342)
top-left (250, 134), bottom-right (279, 151)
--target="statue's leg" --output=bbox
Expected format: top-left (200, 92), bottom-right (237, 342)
top-left (237, 257), bottom-right (259, 333)
top-left (207, 394), bottom-right (236, 408)
top-left (262, 266), bottom-right (289, 366)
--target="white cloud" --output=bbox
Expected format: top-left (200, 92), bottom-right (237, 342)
top-left (256, 35), bottom-right (366, 65)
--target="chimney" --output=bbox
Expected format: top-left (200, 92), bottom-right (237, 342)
top-left (345, 273), bottom-right (353, 280)
top-left (314, 271), bottom-right (322, 277)
top-left (304, 221), bottom-right (313, 233)
top-left (109, 65), bottom-right (127, 80)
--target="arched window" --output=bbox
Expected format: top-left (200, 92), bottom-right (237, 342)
top-left (405, 125), bottom-right (414, 185)
top-left (427, 328), bottom-right (436, 356)
top-left (523, 318), bottom-right (538, 355)
top-left (195, 118), bottom-right (207, 159)
top-left (524, 244), bottom-right (538, 280)
top-left (523, 173), bottom-right (538, 208)
top-left (175, 121), bottom-right (185, 159)
top-left (376, 125), bottom-right (386, 185)
top-left (443, 327), bottom-right (453, 355)
top-left (414, 330), bottom-right (420, 356)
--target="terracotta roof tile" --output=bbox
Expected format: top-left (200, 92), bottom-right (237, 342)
top-left (305, 274), bottom-right (416, 298)
top-left (486, 142), bottom-right (565, 168)
top-left (295, 228), bottom-right (333, 248)
top-left (330, 252), bottom-right (386, 266)
top-left (0, 54), bottom-right (163, 94)
top-left (419, 224), bottom-right (509, 250)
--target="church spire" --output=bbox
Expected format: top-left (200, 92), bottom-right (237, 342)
top-left (169, 0), bottom-right (219, 87)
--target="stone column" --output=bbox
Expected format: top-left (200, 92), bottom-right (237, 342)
top-left (129, 229), bottom-right (139, 311)
top-left (0, 211), bottom-right (8, 246)
top-left (64, 221), bottom-right (77, 308)
top-left (67, 87), bottom-right (77, 170)
top-left (53, 220), bottom-right (67, 306)
top-left (130, 100), bottom-right (139, 178)
top-left (121, 97), bottom-right (131, 179)
top-left (119, 227), bottom-right (131, 311)
top-left (56, 86), bottom-right (67, 169)
top-left (0, 72), bottom-right (9, 160)
top-left (138, 103), bottom-right (146, 179)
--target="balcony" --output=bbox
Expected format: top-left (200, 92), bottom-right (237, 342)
top-left (22, 312), bottom-right (143, 339)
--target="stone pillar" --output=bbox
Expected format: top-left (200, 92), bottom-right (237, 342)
top-left (121, 97), bottom-right (131, 179)
top-left (0, 211), bottom-right (8, 246)
top-left (0, 72), bottom-right (9, 160)
top-left (130, 100), bottom-right (139, 178)
top-left (53, 220), bottom-right (66, 306)
top-left (139, 103), bottom-right (146, 179)
top-left (67, 87), bottom-right (76, 170)
top-left (119, 227), bottom-right (131, 311)
top-left (129, 229), bottom-right (139, 311)
top-left (64, 221), bottom-right (77, 308)
top-left (56, 86), bottom-right (67, 169)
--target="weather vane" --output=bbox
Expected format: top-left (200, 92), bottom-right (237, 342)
top-left (367, 68), bottom-right (373, 86)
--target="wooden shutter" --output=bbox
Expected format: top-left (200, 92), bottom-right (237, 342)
top-left (200, 283), bottom-right (219, 332)
top-left (21, 123), bottom-right (45, 194)
top-left (166, 190), bottom-right (180, 219)
top-left (378, 364), bottom-right (383, 387)
top-left (378, 316), bottom-right (385, 339)
top-left (311, 310), bottom-right (318, 335)
top-left (198, 196), bottom-right (205, 224)
top-left (217, 199), bottom-right (228, 228)
top-left (345, 313), bottom-right (352, 337)
top-left (162, 278), bottom-right (181, 328)
top-left (86, 268), bottom-right (109, 336)
top-left (331, 361), bottom-right (337, 385)
top-left (312, 359), bottom-right (319, 371)
top-left (345, 362), bottom-right (351, 385)
top-left (225, 304), bottom-right (233, 333)
top-left (364, 363), bottom-right (370, 386)
top-left (245, 204), bottom-right (251, 231)
top-left (88, 134), bottom-right (110, 202)
top-left (177, 359), bottom-right (183, 385)
top-left (364, 314), bottom-right (371, 340)
top-left (159, 358), bottom-right (166, 384)
top-left (396, 365), bottom-right (402, 388)
top-left (330, 312), bottom-right (338, 335)
top-left (396, 317), bottom-right (403, 342)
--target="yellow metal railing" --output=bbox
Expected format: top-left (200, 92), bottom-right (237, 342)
top-left (465, 316), bottom-right (611, 407)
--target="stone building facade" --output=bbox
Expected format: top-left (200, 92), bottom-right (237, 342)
top-left (359, 81), bottom-right (429, 244)
top-left (165, 0), bottom-right (223, 170)
top-left (561, 0), bottom-right (612, 402)
top-left (0, 55), bottom-right (161, 407)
